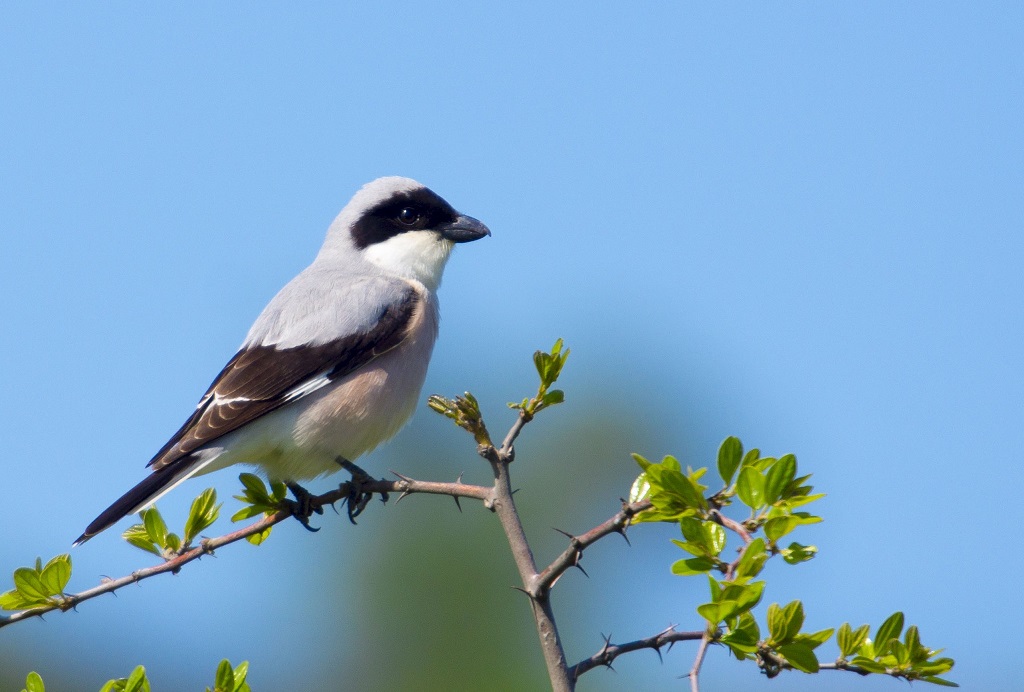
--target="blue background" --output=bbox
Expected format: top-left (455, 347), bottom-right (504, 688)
top-left (1, 3), bottom-right (1020, 690)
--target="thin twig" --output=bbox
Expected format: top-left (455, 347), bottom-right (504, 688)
top-left (497, 409), bottom-right (531, 460)
top-left (689, 633), bottom-right (714, 692)
top-left (569, 626), bottom-right (705, 680)
top-left (535, 499), bottom-right (653, 597)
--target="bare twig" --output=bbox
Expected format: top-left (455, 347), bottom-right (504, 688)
top-left (569, 626), bottom-right (705, 680)
top-left (688, 633), bottom-right (714, 692)
top-left (820, 661), bottom-right (873, 676)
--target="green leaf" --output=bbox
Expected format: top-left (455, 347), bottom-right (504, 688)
top-left (850, 656), bottom-right (888, 674)
top-left (916, 658), bottom-right (956, 676)
top-left (703, 521), bottom-right (726, 556)
top-left (726, 580), bottom-right (765, 616)
top-left (697, 600), bottom-right (737, 625)
top-left (764, 454), bottom-right (796, 504)
top-left (628, 472), bottom-right (651, 504)
top-left (790, 511), bottom-right (823, 525)
top-left (786, 493), bottom-right (826, 508)
top-left (541, 389), bottom-right (564, 407)
top-left (678, 517), bottom-right (706, 547)
top-left (874, 611), bottom-right (905, 656)
top-left (13, 567), bottom-right (48, 602)
top-left (0, 590), bottom-right (33, 610)
top-left (533, 339), bottom-right (569, 388)
top-left (246, 526), bottom-right (273, 545)
top-left (717, 437), bottom-right (743, 486)
top-left (269, 480), bottom-right (287, 501)
top-left (768, 601), bottom-right (805, 644)
top-left (23, 671), bottom-right (45, 692)
top-left (904, 624), bottom-right (923, 661)
top-left (230, 661), bottom-right (249, 692)
top-left (777, 642), bottom-right (819, 673)
top-left (837, 622), bottom-right (870, 658)
top-left (239, 473), bottom-right (270, 500)
top-left (230, 506), bottom-right (264, 522)
top-left (660, 466), bottom-right (707, 510)
top-left (722, 611), bottom-right (761, 655)
top-left (794, 628), bottom-right (834, 650)
top-left (142, 508), bottom-right (168, 547)
top-left (920, 676), bottom-right (959, 687)
top-left (660, 455), bottom-right (681, 472)
top-left (890, 639), bottom-right (909, 665)
top-left (39, 554), bottom-right (72, 595)
top-left (736, 466), bottom-right (765, 510)
top-left (764, 515), bottom-right (798, 542)
top-left (122, 525), bottom-right (162, 555)
top-left (184, 488), bottom-right (221, 544)
top-left (123, 666), bottom-right (150, 692)
top-left (215, 659), bottom-right (234, 691)
top-left (671, 557), bottom-right (715, 575)
top-left (631, 453), bottom-right (653, 471)
top-left (671, 539), bottom-right (707, 558)
top-left (741, 448), bottom-right (760, 467)
top-left (735, 538), bottom-right (768, 579)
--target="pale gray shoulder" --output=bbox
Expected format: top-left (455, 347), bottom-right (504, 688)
top-left (243, 266), bottom-right (420, 349)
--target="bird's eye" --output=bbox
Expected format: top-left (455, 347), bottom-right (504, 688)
top-left (397, 207), bottom-right (422, 226)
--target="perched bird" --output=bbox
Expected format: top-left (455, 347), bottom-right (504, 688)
top-left (75, 177), bottom-right (490, 544)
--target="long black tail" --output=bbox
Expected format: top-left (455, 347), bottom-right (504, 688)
top-left (74, 466), bottom-right (188, 545)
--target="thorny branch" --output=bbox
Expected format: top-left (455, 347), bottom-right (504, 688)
top-left (2, 340), bottom-right (957, 691)
top-left (536, 498), bottom-right (653, 597)
top-left (0, 409), bottom-right (730, 689)
top-left (569, 626), bottom-right (706, 680)
top-left (0, 475), bottom-right (491, 630)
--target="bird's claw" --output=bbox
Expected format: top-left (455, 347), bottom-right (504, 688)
top-left (337, 459), bottom-right (388, 524)
top-left (286, 482), bottom-right (323, 532)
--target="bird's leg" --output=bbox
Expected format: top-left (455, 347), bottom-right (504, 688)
top-left (285, 481), bottom-right (324, 533)
top-left (335, 457), bottom-right (388, 523)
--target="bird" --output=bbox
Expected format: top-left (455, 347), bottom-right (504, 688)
top-left (74, 176), bottom-right (490, 544)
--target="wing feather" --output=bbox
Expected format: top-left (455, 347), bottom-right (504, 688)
top-left (147, 285), bottom-right (419, 470)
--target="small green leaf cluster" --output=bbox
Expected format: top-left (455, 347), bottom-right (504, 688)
top-left (206, 659), bottom-right (251, 692)
top-left (721, 442), bottom-right (824, 553)
top-left (757, 600), bottom-right (835, 674)
top-left (428, 391), bottom-right (492, 446)
top-left (0, 554), bottom-right (71, 611)
top-left (23, 659), bottom-right (250, 692)
top-left (99, 666), bottom-right (149, 692)
top-left (508, 338), bottom-right (569, 418)
top-left (632, 438), bottom-right (822, 564)
top-left (630, 436), bottom-right (956, 686)
top-left (698, 576), bottom-right (765, 632)
top-left (836, 614), bottom-right (957, 685)
top-left (122, 489), bottom-right (221, 557)
top-left (231, 474), bottom-right (288, 545)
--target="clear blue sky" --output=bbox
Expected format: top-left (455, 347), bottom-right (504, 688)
top-left (1, 3), bottom-right (1020, 690)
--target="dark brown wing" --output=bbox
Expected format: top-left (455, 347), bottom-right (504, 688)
top-left (147, 288), bottom-right (419, 470)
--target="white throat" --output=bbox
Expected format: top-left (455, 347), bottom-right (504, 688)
top-left (363, 232), bottom-right (454, 290)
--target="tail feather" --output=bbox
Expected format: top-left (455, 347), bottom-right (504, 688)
top-left (74, 457), bottom-right (209, 545)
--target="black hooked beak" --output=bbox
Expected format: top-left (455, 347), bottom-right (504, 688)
top-left (439, 214), bottom-right (491, 243)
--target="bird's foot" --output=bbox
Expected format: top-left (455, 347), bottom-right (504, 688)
top-left (337, 458), bottom-right (389, 523)
top-left (285, 482), bottom-right (324, 532)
